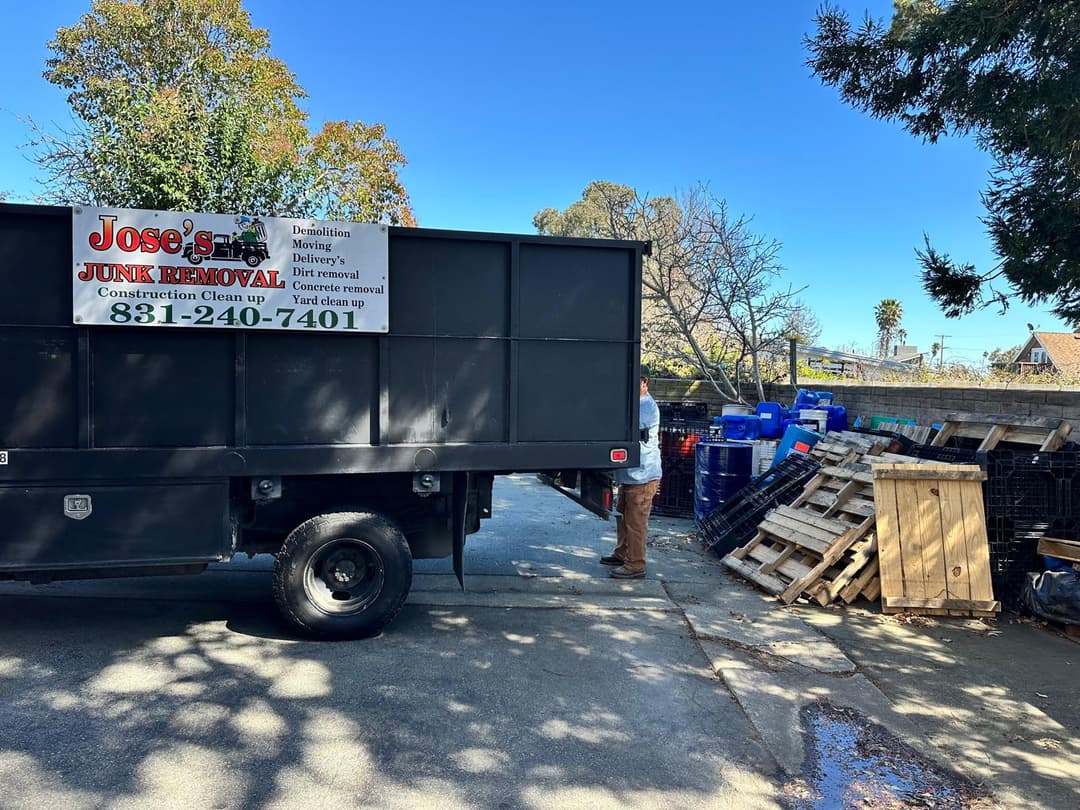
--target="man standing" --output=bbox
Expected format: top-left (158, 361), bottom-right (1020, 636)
top-left (602, 375), bottom-right (662, 579)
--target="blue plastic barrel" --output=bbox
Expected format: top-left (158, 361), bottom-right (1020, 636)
top-left (694, 441), bottom-right (754, 524)
top-left (771, 423), bottom-right (822, 467)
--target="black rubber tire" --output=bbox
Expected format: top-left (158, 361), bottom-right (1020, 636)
top-left (187, 251), bottom-right (203, 265)
top-left (243, 252), bottom-right (261, 267)
top-left (273, 511), bottom-right (412, 639)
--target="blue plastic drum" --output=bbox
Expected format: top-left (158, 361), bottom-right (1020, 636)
top-left (694, 441), bottom-right (754, 525)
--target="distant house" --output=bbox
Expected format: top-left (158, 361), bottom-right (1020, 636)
top-left (891, 344), bottom-right (926, 366)
top-left (1011, 332), bottom-right (1080, 376)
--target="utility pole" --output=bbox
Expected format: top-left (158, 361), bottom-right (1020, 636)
top-left (936, 334), bottom-right (951, 371)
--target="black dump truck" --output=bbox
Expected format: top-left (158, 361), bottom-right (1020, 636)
top-left (0, 203), bottom-right (644, 638)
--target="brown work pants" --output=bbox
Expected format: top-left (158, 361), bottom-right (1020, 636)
top-left (614, 480), bottom-right (659, 573)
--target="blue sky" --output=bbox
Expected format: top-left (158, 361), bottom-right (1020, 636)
top-left (0, 0), bottom-right (1070, 364)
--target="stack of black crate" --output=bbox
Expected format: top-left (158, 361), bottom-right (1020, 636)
top-left (982, 449), bottom-right (1080, 607)
top-left (651, 402), bottom-right (709, 519)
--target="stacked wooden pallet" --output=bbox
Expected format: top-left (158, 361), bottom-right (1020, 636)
top-left (715, 462), bottom-right (887, 608)
top-left (721, 462), bottom-right (882, 606)
top-left (721, 430), bottom-right (1002, 617)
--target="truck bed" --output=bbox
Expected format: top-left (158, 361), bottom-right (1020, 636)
top-left (1, 203), bottom-right (644, 482)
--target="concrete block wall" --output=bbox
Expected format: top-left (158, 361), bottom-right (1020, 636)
top-left (649, 378), bottom-right (1080, 428)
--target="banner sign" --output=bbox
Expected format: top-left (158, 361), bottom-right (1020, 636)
top-left (72, 206), bottom-right (388, 332)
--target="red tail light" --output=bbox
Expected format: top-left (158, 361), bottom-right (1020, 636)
top-left (610, 448), bottom-right (628, 463)
top-left (604, 489), bottom-right (613, 510)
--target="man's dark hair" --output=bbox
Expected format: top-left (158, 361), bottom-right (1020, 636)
top-left (640, 375), bottom-right (649, 385)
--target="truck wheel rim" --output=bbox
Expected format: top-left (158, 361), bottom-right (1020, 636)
top-left (303, 538), bottom-right (385, 615)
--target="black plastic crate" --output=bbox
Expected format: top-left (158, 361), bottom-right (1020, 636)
top-left (657, 401), bottom-right (709, 424)
top-left (698, 488), bottom-right (782, 555)
top-left (984, 450), bottom-right (1080, 521)
top-left (698, 454), bottom-right (821, 555)
top-left (651, 469), bottom-right (696, 519)
top-left (985, 516), bottom-right (1080, 609)
top-left (907, 444), bottom-right (985, 465)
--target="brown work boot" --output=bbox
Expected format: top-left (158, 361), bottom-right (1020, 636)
top-left (600, 555), bottom-right (624, 566)
top-left (610, 565), bottom-right (645, 579)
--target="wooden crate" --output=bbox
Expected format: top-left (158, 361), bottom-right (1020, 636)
top-left (872, 464), bottom-right (1000, 617)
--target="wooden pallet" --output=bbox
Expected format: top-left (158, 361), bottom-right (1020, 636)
top-left (807, 533), bottom-right (882, 606)
top-left (809, 439), bottom-right (864, 467)
top-left (873, 464), bottom-right (1000, 617)
top-left (931, 412), bottom-right (1072, 451)
top-left (1037, 537), bottom-right (1080, 564)
top-left (721, 504), bottom-right (867, 604)
top-left (791, 465), bottom-right (883, 604)
top-left (829, 429), bottom-right (923, 454)
top-left (722, 462), bottom-right (881, 605)
top-left (869, 423), bottom-right (933, 444)
top-left (792, 465), bottom-right (877, 526)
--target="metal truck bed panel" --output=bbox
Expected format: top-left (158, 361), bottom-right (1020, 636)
top-left (0, 204), bottom-right (643, 481)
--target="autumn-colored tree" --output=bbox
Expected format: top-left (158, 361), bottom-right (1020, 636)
top-left (34, 0), bottom-right (414, 224)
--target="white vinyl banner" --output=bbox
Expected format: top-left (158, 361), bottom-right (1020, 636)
top-left (72, 206), bottom-right (388, 332)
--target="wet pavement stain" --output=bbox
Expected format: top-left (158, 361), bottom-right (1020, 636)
top-left (784, 702), bottom-right (990, 809)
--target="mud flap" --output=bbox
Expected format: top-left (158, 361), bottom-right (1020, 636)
top-left (452, 471), bottom-right (469, 589)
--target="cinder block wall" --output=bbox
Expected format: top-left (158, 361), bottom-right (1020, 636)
top-left (649, 379), bottom-right (1080, 427)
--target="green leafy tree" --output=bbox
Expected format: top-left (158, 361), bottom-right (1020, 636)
top-left (33, 0), bottom-right (414, 224)
top-left (983, 344), bottom-right (1019, 369)
top-left (808, 1), bottom-right (1080, 322)
top-left (874, 298), bottom-right (903, 357)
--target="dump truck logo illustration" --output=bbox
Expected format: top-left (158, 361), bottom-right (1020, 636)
top-left (183, 216), bottom-right (269, 267)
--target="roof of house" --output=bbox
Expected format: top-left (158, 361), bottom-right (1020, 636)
top-left (796, 344), bottom-right (911, 372)
top-left (1016, 331), bottom-right (1080, 374)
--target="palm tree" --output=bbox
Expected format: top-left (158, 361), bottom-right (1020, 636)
top-left (874, 299), bottom-right (903, 357)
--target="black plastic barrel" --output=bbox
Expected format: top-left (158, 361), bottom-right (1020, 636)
top-left (694, 441), bottom-right (754, 525)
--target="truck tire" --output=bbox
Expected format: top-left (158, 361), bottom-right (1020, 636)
top-left (273, 511), bottom-right (412, 639)
top-left (243, 252), bottom-right (261, 267)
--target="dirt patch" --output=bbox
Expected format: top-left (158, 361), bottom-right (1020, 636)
top-left (783, 701), bottom-right (991, 809)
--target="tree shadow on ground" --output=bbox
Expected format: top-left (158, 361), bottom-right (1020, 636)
top-left (798, 606), bottom-right (1080, 810)
top-left (0, 583), bottom-right (781, 810)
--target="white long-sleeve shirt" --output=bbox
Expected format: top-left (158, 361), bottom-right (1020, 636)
top-left (616, 393), bottom-right (662, 485)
